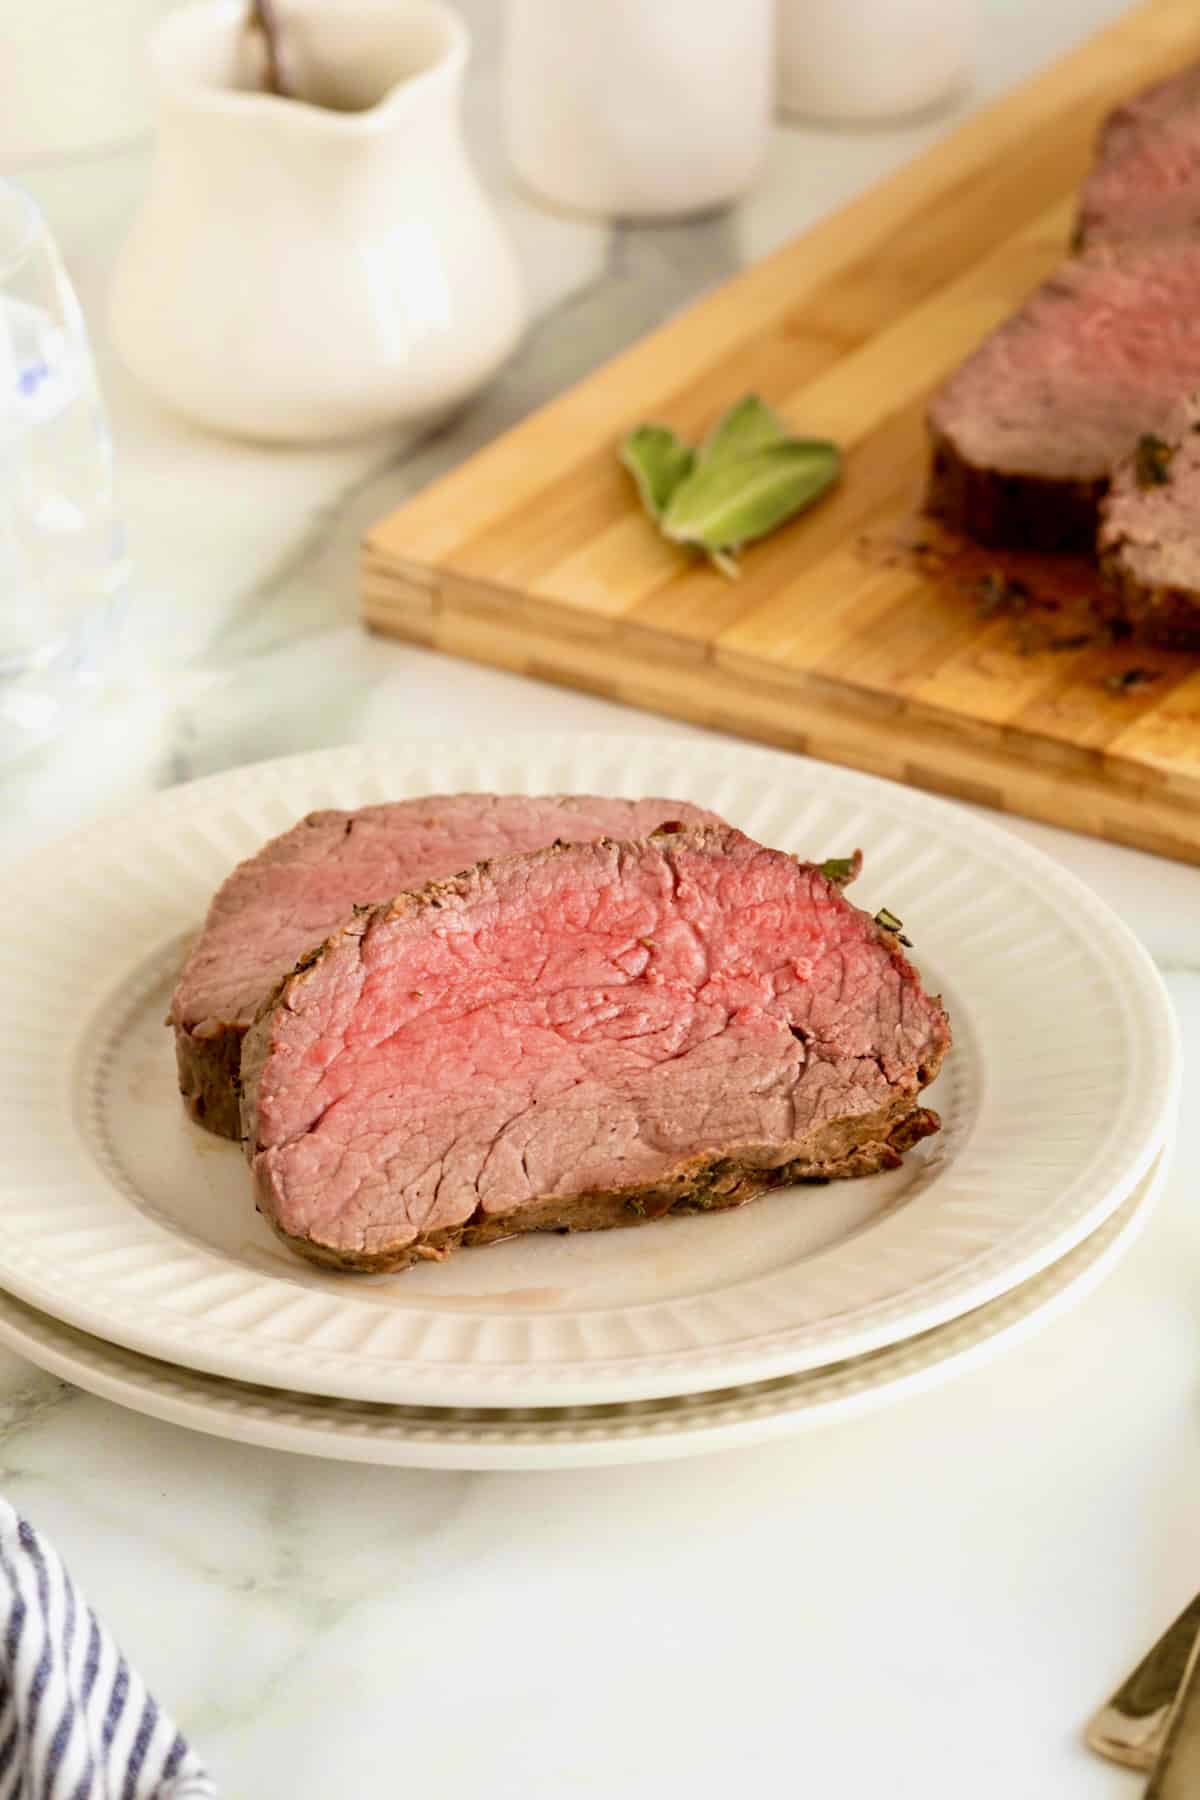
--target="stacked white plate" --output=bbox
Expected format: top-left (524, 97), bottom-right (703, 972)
top-left (0, 738), bottom-right (1179, 1468)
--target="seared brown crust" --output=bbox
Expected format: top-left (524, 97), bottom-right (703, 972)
top-left (926, 429), bottom-right (1105, 552)
top-left (1097, 544), bottom-right (1200, 649)
top-left (263, 1104), bottom-right (943, 1275)
top-left (175, 1023), bottom-right (243, 1140)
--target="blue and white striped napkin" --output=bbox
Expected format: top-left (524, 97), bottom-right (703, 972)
top-left (0, 1499), bottom-right (214, 1799)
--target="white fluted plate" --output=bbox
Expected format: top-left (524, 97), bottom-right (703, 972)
top-left (0, 1156), bottom-right (1165, 1468)
top-left (0, 737), bottom-right (1179, 1406)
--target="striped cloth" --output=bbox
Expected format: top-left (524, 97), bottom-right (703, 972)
top-left (0, 1500), bottom-right (214, 1799)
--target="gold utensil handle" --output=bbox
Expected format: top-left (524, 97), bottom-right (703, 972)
top-left (1147, 1627), bottom-right (1200, 1798)
top-left (1086, 1595), bottom-right (1200, 1770)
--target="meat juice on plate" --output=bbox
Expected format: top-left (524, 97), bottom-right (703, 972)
top-left (0, 183), bottom-right (127, 760)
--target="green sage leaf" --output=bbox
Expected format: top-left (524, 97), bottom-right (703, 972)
top-left (620, 425), bottom-right (695, 522)
top-left (699, 394), bottom-right (789, 468)
top-left (661, 438), bottom-right (841, 553)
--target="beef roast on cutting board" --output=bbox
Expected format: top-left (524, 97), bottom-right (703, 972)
top-left (1075, 121), bottom-right (1200, 251)
top-left (926, 243), bottom-right (1200, 550)
top-left (1098, 391), bottom-right (1200, 648)
top-left (171, 794), bottom-right (723, 1140)
top-left (1093, 61), bottom-right (1200, 163)
top-left (241, 826), bottom-right (951, 1274)
top-left (1074, 61), bottom-right (1200, 250)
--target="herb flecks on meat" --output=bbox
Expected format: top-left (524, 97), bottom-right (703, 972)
top-left (874, 907), bottom-right (913, 947)
top-left (1104, 665), bottom-right (1164, 694)
top-left (1134, 434), bottom-right (1174, 488)
top-left (820, 856), bottom-right (857, 883)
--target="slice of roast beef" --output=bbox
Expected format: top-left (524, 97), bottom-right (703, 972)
top-left (1074, 120), bottom-right (1200, 250)
top-left (1097, 391), bottom-right (1200, 648)
top-left (241, 827), bottom-right (951, 1274)
top-left (926, 244), bottom-right (1200, 549)
top-left (1093, 61), bottom-right (1200, 164)
top-left (171, 794), bottom-right (723, 1140)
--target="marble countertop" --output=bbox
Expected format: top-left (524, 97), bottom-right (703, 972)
top-left (5, 2), bottom-right (1199, 1793)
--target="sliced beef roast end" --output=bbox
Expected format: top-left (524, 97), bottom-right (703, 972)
top-left (1074, 118), bottom-right (1200, 252)
top-left (241, 827), bottom-right (951, 1274)
top-left (171, 792), bottom-right (724, 1139)
top-left (1095, 60), bottom-right (1200, 159)
top-left (1075, 60), bottom-right (1200, 250)
top-left (1098, 389), bottom-right (1200, 649)
top-left (926, 244), bottom-right (1200, 550)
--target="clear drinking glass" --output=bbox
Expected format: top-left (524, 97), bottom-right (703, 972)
top-left (0, 180), bottom-right (127, 761)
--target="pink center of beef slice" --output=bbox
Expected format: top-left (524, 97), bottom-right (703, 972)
top-left (249, 831), bottom-right (948, 1257)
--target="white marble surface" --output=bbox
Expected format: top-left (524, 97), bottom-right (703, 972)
top-left (3, 2), bottom-right (1198, 1794)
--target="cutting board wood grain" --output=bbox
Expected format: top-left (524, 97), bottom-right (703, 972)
top-left (363, 0), bottom-right (1200, 865)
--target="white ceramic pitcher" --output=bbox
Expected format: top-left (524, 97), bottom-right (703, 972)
top-left (110, 0), bottom-right (525, 443)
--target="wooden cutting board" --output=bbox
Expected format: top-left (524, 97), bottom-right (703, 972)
top-left (363, 0), bottom-right (1200, 866)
